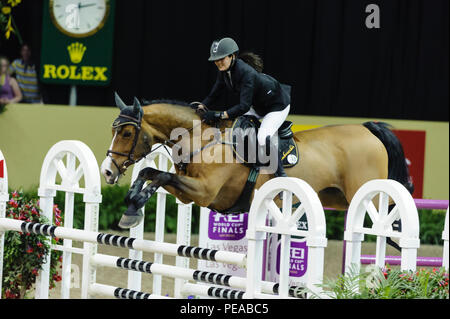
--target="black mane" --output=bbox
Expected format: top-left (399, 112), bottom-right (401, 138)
top-left (141, 98), bottom-right (192, 108)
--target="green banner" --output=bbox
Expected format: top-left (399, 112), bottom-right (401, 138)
top-left (40, 0), bottom-right (115, 86)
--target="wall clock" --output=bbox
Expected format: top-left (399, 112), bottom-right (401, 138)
top-left (49, 0), bottom-right (110, 38)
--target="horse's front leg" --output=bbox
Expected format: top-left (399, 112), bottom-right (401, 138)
top-left (124, 167), bottom-right (161, 205)
top-left (119, 168), bottom-right (171, 229)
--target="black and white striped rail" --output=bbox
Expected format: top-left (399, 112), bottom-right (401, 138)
top-left (91, 253), bottom-right (305, 298)
top-left (182, 283), bottom-right (246, 299)
top-left (0, 219), bottom-right (246, 266)
top-left (90, 283), bottom-right (171, 299)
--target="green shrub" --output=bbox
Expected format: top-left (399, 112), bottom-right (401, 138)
top-left (306, 264), bottom-right (449, 299)
top-left (324, 208), bottom-right (447, 245)
top-left (324, 210), bottom-right (346, 240)
top-left (419, 209), bottom-right (447, 245)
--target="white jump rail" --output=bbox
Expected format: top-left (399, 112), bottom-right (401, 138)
top-left (91, 253), bottom-right (306, 298)
top-left (344, 179), bottom-right (421, 274)
top-left (0, 149), bottom-right (9, 297)
top-left (90, 283), bottom-right (171, 299)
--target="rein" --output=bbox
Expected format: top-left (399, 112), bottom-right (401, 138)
top-left (161, 120), bottom-right (228, 172)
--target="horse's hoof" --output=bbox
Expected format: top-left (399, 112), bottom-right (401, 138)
top-left (118, 206), bottom-right (144, 229)
top-left (118, 214), bottom-right (144, 229)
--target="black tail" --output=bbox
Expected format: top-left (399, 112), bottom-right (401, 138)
top-left (363, 121), bottom-right (414, 194)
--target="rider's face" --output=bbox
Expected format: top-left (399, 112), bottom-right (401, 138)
top-left (214, 55), bottom-right (233, 71)
top-left (21, 45), bottom-right (31, 61)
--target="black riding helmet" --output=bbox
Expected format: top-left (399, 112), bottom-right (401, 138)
top-left (208, 37), bottom-right (239, 61)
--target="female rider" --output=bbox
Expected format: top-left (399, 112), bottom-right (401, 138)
top-left (194, 37), bottom-right (291, 177)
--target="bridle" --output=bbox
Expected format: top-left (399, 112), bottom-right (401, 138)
top-left (106, 112), bottom-right (146, 175)
top-left (106, 106), bottom-right (231, 176)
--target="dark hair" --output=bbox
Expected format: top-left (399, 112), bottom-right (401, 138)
top-left (20, 42), bottom-right (35, 72)
top-left (238, 51), bottom-right (264, 72)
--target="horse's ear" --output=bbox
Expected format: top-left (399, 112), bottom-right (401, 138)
top-left (114, 92), bottom-right (127, 111)
top-left (133, 97), bottom-right (142, 114)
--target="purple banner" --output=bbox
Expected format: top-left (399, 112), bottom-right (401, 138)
top-left (208, 211), bottom-right (248, 241)
top-left (276, 240), bottom-right (308, 277)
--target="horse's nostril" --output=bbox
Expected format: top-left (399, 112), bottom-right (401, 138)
top-left (105, 170), bottom-right (112, 177)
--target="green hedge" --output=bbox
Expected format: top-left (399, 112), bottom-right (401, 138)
top-left (324, 208), bottom-right (447, 245)
top-left (11, 186), bottom-right (447, 245)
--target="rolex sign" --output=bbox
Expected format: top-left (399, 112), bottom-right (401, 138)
top-left (40, 0), bottom-right (115, 86)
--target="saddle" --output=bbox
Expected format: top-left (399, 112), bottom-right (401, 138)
top-left (215, 115), bottom-right (299, 215)
top-left (229, 115), bottom-right (300, 168)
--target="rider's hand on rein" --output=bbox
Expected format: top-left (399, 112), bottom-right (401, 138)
top-left (201, 111), bottom-right (223, 125)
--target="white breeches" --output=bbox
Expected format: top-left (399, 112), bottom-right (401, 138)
top-left (244, 104), bottom-right (290, 146)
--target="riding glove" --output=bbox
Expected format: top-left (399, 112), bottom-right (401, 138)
top-left (202, 111), bottom-right (223, 125)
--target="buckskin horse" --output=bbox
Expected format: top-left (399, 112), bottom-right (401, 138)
top-left (101, 93), bottom-right (413, 229)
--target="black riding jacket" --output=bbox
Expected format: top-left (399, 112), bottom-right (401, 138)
top-left (202, 58), bottom-right (291, 119)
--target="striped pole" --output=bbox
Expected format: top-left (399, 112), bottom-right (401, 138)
top-left (182, 283), bottom-right (246, 299)
top-left (90, 253), bottom-right (305, 298)
top-left (0, 219), bottom-right (246, 266)
top-left (90, 283), bottom-right (171, 299)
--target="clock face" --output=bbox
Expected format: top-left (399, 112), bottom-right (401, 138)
top-left (50, 0), bottom-right (110, 38)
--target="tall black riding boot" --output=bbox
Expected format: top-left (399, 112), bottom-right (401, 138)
top-left (257, 136), bottom-right (288, 177)
top-left (271, 140), bottom-right (288, 177)
top-left (275, 154), bottom-right (288, 177)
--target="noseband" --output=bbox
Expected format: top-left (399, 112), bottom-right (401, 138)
top-left (106, 112), bottom-right (144, 175)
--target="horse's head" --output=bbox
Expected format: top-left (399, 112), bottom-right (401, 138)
top-left (101, 92), bottom-right (152, 184)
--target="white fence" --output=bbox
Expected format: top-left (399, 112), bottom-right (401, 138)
top-left (0, 141), bottom-right (328, 299)
top-left (0, 141), bottom-right (449, 299)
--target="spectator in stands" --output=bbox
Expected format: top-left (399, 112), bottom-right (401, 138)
top-left (0, 56), bottom-right (22, 105)
top-left (9, 43), bottom-right (42, 104)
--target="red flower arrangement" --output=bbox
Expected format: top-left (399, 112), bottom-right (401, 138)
top-left (1, 190), bottom-right (63, 299)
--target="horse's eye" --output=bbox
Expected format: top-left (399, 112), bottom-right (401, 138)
top-left (123, 131), bottom-right (132, 138)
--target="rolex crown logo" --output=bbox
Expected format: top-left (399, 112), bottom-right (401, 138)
top-left (67, 42), bottom-right (87, 64)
